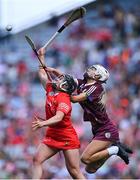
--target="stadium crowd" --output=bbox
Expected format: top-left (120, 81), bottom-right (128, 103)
top-left (0, 0), bottom-right (140, 179)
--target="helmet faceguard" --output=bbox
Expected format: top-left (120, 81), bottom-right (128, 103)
top-left (53, 74), bottom-right (77, 94)
top-left (83, 64), bottom-right (110, 82)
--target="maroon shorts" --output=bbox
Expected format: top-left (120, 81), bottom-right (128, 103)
top-left (92, 122), bottom-right (119, 142)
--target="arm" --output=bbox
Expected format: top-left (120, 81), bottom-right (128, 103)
top-left (70, 78), bottom-right (88, 103)
top-left (37, 48), bottom-right (52, 90)
top-left (71, 92), bottom-right (87, 103)
top-left (32, 111), bottom-right (64, 130)
top-left (37, 48), bottom-right (64, 89)
top-left (71, 85), bottom-right (99, 103)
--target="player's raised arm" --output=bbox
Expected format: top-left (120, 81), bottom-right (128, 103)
top-left (37, 48), bottom-right (51, 89)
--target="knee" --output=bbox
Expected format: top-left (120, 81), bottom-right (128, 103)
top-left (85, 166), bottom-right (97, 174)
top-left (68, 166), bottom-right (81, 177)
top-left (81, 155), bottom-right (91, 165)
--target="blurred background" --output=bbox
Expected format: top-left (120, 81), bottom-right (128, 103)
top-left (0, 0), bottom-right (140, 179)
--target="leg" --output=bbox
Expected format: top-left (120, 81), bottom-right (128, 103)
top-left (32, 143), bottom-right (59, 179)
top-left (63, 149), bottom-right (85, 179)
top-left (85, 157), bottom-right (108, 173)
top-left (81, 140), bottom-right (112, 173)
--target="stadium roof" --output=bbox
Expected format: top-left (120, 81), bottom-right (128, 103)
top-left (0, 0), bottom-right (95, 34)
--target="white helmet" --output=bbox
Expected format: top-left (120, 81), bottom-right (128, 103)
top-left (84, 64), bottom-right (110, 82)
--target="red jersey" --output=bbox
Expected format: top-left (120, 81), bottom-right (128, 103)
top-left (45, 83), bottom-right (72, 128)
top-left (43, 83), bottom-right (80, 149)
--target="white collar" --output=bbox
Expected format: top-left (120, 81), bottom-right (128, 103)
top-left (85, 81), bottom-right (96, 86)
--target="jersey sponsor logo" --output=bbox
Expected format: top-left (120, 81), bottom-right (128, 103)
top-left (58, 103), bottom-right (69, 112)
top-left (64, 141), bottom-right (69, 146)
top-left (105, 132), bottom-right (111, 139)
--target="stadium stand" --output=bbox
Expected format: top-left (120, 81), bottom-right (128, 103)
top-left (0, 0), bottom-right (140, 178)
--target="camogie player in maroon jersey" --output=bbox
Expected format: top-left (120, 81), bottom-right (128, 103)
top-left (47, 64), bottom-right (133, 173)
top-left (32, 48), bottom-right (85, 179)
top-left (70, 64), bottom-right (133, 173)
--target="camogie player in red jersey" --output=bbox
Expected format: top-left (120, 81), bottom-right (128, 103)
top-left (46, 64), bottom-right (133, 174)
top-left (32, 48), bottom-right (85, 179)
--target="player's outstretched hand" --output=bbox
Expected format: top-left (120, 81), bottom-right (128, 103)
top-left (32, 116), bottom-right (45, 131)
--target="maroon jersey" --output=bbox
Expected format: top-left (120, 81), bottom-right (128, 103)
top-left (77, 79), bottom-right (119, 142)
top-left (77, 79), bottom-right (110, 126)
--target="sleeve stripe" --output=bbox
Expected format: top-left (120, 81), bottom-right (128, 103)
top-left (87, 86), bottom-right (96, 91)
top-left (87, 87), bottom-right (96, 95)
top-left (87, 86), bottom-right (96, 93)
top-left (86, 86), bottom-right (97, 96)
